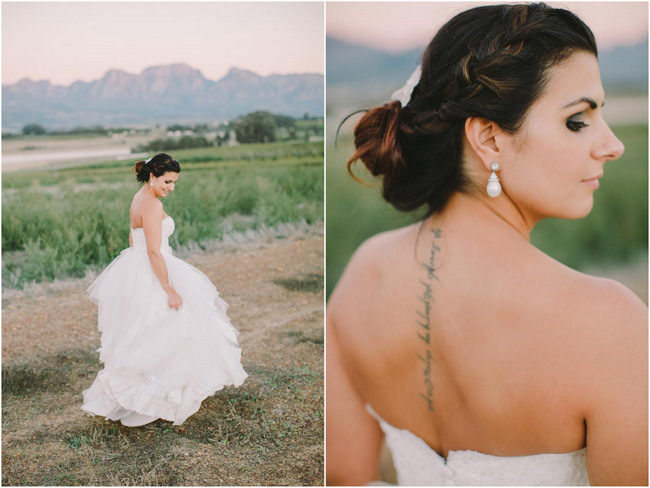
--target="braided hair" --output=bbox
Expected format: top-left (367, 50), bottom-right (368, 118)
top-left (348, 3), bottom-right (597, 217)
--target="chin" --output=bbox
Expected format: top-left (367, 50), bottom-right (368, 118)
top-left (558, 197), bottom-right (594, 220)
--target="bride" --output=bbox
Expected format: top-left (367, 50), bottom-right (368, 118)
top-left (82, 153), bottom-right (247, 427)
top-left (327, 3), bottom-right (647, 485)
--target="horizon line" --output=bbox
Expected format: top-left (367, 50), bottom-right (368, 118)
top-left (326, 33), bottom-right (650, 56)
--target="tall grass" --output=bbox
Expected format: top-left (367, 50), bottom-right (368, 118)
top-left (326, 124), bottom-right (648, 297)
top-left (2, 142), bottom-right (323, 289)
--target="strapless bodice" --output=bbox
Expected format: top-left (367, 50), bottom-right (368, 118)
top-left (366, 405), bottom-right (589, 486)
top-left (130, 216), bottom-right (174, 255)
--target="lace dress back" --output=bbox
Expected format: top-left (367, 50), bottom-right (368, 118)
top-left (367, 405), bottom-right (589, 486)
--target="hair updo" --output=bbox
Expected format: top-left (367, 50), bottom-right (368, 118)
top-left (133, 153), bottom-right (181, 183)
top-left (348, 2), bottom-right (597, 218)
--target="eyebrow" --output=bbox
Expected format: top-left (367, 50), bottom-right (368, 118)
top-left (562, 97), bottom-right (603, 110)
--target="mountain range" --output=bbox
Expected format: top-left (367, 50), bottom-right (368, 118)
top-left (4, 38), bottom-right (646, 132)
top-left (2, 64), bottom-right (324, 131)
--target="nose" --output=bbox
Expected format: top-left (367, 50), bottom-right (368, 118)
top-left (595, 122), bottom-right (624, 163)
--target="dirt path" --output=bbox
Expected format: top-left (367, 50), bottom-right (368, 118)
top-left (2, 235), bottom-right (324, 486)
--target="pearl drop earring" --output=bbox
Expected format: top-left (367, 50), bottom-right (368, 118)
top-left (486, 162), bottom-right (501, 198)
top-left (150, 180), bottom-right (154, 187)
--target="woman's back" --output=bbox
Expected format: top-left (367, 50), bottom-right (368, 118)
top-left (327, 194), bottom-right (647, 484)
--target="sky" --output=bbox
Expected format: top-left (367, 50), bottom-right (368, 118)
top-left (327, 1), bottom-right (648, 53)
top-left (3, 2), bottom-right (646, 87)
top-left (2, 2), bottom-right (324, 86)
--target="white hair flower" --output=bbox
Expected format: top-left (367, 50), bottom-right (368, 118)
top-left (391, 65), bottom-right (422, 107)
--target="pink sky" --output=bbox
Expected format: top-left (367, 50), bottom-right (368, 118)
top-left (327, 2), bottom-right (648, 53)
top-left (2, 2), bottom-right (324, 86)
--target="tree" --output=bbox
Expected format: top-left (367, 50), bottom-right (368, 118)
top-left (273, 114), bottom-right (296, 129)
top-left (232, 111), bottom-right (277, 144)
top-left (22, 123), bottom-right (46, 136)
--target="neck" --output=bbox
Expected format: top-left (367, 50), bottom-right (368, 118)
top-left (439, 192), bottom-right (536, 242)
top-left (145, 184), bottom-right (158, 199)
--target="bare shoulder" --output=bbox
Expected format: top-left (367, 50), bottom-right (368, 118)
top-left (548, 263), bottom-right (647, 360)
top-left (344, 224), bottom-right (419, 273)
top-left (331, 225), bottom-right (418, 289)
top-left (131, 192), bottom-right (162, 221)
top-left (582, 272), bottom-right (646, 360)
top-left (556, 269), bottom-right (648, 403)
top-left (140, 195), bottom-right (163, 214)
top-left (328, 224), bottom-right (419, 321)
top-left (567, 271), bottom-right (647, 335)
top-left (522, 251), bottom-right (647, 389)
top-left (528, 245), bottom-right (646, 327)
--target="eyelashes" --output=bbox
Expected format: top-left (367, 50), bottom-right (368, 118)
top-left (566, 118), bottom-right (589, 132)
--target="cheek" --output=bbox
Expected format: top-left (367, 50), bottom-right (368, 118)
top-left (507, 130), bottom-right (551, 187)
top-left (506, 140), bottom-right (571, 209)
top-left (510, 123), bottom-right (581, 186)
top-left (510, 152), bottom-right (594, 220)
top-left (504, 118), bottom-right (596, 219)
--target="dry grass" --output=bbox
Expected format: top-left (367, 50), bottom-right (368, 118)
top-left (2, 235), bottom-right (324, 486)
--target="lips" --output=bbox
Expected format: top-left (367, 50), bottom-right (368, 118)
top-left (582, 174), bottom-right (602, 189)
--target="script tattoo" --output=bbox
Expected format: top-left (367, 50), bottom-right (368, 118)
top-left (416, 227), bottom-right (442, 412)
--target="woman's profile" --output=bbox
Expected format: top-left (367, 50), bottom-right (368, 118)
top-left (327, 3), bottom-right (647, 485)
top-left (82, 153), bottom-right (247, 426)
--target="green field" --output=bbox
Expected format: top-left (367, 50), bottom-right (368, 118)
top-left (3, 141), bottom-right (324, 289)
top-left (326, 124), bottom-right (648, 297)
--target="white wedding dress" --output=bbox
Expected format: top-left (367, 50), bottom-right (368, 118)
top-left (82, 216), bottom-right (247, 426)
top-left (367, 405), bottom-right (589, 485)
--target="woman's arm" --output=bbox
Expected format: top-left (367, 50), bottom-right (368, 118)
top-left (582, 281), bottom-right (648, 485)
top-left (326, 301), bottom-right (384, 485)
top-left (142, 202), bottom-right (182, 310)
top-left (327, 233), bottom-right (398, 485)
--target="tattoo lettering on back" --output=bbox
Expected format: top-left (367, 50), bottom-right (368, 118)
top-left (416, 227), bottom-right (442, 412)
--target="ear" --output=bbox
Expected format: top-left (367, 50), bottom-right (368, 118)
top-left (464, 117), bottom-right (504, 171)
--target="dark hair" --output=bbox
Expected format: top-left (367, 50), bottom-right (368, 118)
top-left (133, 153), bottom-right (181, 182)
top-left (348, 2), bottom-right (597, 218)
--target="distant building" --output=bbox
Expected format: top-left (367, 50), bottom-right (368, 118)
top-left (228, 129), bottom-right (239, 146)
